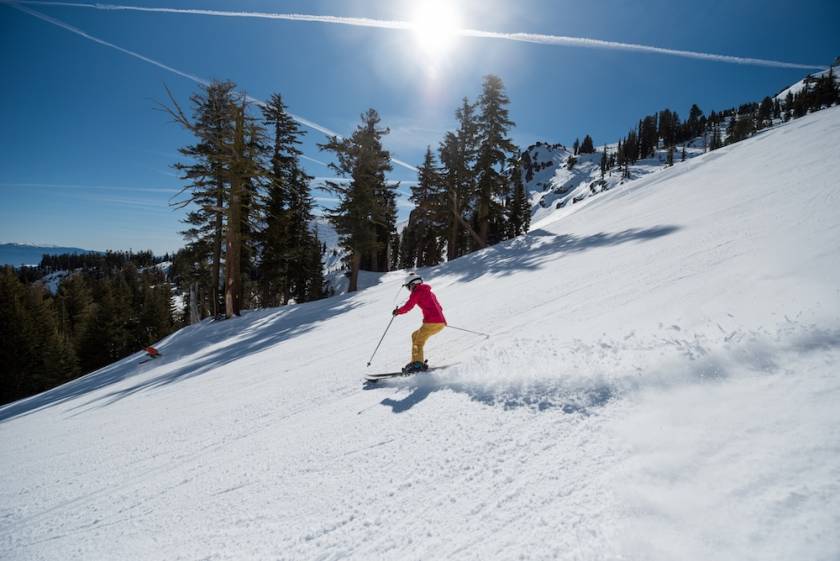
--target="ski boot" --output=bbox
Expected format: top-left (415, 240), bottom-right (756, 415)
top-left (401, 360), bottom-right (429, 375)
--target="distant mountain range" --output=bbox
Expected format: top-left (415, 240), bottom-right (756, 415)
top-left (0, 243), bottom-right (95, 267)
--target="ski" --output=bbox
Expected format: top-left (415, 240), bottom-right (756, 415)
top-left (363, 363), bottom-right (456, 383)
top-left (363, 371), bottom-right (407, 382)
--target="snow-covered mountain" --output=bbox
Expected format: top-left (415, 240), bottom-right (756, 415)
top-left (775, 63), bottom-right (839, 100)
top-left (2, 107), bottom-right (839, 560)
top-left (520, 137), bottom-right (706, 226)
top-left (0, 243), bottom-right (94, 267)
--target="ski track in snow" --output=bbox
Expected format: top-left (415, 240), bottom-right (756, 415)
top-left (2, 108), bottom-right (840, 560)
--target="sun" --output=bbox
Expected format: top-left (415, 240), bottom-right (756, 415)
top-left (411, 0), bottom-right (460, 57)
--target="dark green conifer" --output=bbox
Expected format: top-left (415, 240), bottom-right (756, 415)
top-left (474, 75), bottom-right (517, 247)
top-left (320, 109), bottom-right (396, 292)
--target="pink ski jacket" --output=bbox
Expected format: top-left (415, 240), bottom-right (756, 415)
top-left (396, 283), bottom-right (447, 324)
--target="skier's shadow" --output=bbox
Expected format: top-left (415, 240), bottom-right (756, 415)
top-left (378, 378), bottom-right (615, 414)
top-left (380, 386), bottom-right (434, 413)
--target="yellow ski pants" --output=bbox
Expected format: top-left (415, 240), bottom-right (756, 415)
top-left (411, 322), bottom-right (446, 363)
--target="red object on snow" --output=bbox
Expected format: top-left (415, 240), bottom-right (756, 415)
top-left (145, 346), bottom-right (161, 358)
top-left (395, 283), bottom-right (447, 324)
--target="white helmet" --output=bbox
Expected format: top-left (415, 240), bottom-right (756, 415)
top-left (403, 272), bottom-right (422, 288)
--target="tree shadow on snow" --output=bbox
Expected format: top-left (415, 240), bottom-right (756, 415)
top-left (0, 295), bottom-right (361, 423)
top-left (429, 225), bottom-right (682, 283)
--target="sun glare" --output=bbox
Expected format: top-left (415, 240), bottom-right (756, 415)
top-left (411, 1), bottom-right (460, 57)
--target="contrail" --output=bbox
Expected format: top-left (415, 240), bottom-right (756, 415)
top-left (4, 2), bottom-right (419, 172)
top-left (9, 2), bottom-right (210, 84)
top-left (300, 155), bottom-right (331, 168)
top-left (459, 30), bottom-right (827, 70)
top-left (8, 0), bottom-right (828, 70)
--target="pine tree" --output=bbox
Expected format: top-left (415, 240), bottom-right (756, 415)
top-left (784, 92), bottom-right (794, 121)
top-left (729, 114), bottom-right (755, 143)
top-left (308, 229), bottom-right (326, 300)
top-left (638, 115), bottom-right (658, 159)
top-left (56, 273), bottom-right (93, 349)
top-left (687, 104), bottom-right (704, 139)
top-left (0, 267), bottom-right (36, 403)
top-left (287, 167), bottom-right (324, 303)
top-left (505, 152), bottom-right (530, 237)
top-left (757, 96), bottom-right (773, 129)
top-left (619, 133), bottom-right (635, 179)
top-left (320, 109), bottom-right (395, 292)
top-left (624, 130), bottom-right (639, 164)
top-left (439, 97), bottom-right (481, 260)
top-left (406, 147), bottom-right (445, 267)
top-left (398, 227), bottom-right (417, 269)
top-left (0, 273), bottom-right (80, 402)
top-left (572, 138), bottom-right (580, 155)
top-left (165, 82), bottom-right (269, 317)
top-left (165, 81), bottom-right (240, 318)
top-left (222, 100), bottom-right (267, 317)
top-left (77, 274), bottom-right (135, 371)
top-left (726, 114), bottom-right (737, 142)
top-left (23, 283), bottom-right (79, 396)
top-left (793, 92), bottom-right (809, 118)
top-left (259, 93), bottom-right (321, 306)
top-left (138, 277), bottom-right (175, 346)
top-left (579, 134), bottom-right (595, 154)
top-left (600, 145), bottom-right (608, 178)
top-left (815, 68), bottom-right (838, 108)
top-left (171, 245), bottom-right (210, 322)
top-left (658, 109), bottom-right (677, 147)
top-left (259, 95), bottom-right (295, 306)
top-left (474, 75), bottom-right (517, 247)
top-left (616, 139), bottom-right (624, 170)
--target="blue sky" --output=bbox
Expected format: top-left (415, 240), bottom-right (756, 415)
top-left (1, 0), bottom-right (837, 254)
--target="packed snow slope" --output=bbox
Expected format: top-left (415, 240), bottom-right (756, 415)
top-left (3, 108), bottom-right (840, 561)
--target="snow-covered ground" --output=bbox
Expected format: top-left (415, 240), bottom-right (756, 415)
top-left (2, 107), bottom-right (839, 561)
top-left (37, 270), bottom-right (70, 295)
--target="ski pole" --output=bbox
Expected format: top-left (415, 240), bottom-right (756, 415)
top-left (367, 315), bottom-right (396, 367)
top-left (446, 325), bottom-right (490, 339)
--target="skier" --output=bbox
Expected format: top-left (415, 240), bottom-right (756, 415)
top-left (139, 346), bottom-right (161, 364)
top-left (392, 273), bottom-right (447, 374)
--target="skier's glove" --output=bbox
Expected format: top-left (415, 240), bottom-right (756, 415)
top-left (392, 307), bottom-right (399, 316)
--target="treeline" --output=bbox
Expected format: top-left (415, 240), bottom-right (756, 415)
top-left (607, 67), bottom-right (839, 177)
top-left (167, 75), bottom-right (529, 296)
top-left (521, 67), bottom-right (839, 186)
top-left (164, 82), bottom-right (326, 319)
top-left (396, 74), bottom-right (530, 272)
top-left (16, 250), bottom-right (170, 283)
top-left (1, 260), bottom-right (176, 405)
top-left (311, 74), bottom-right (527, 289)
